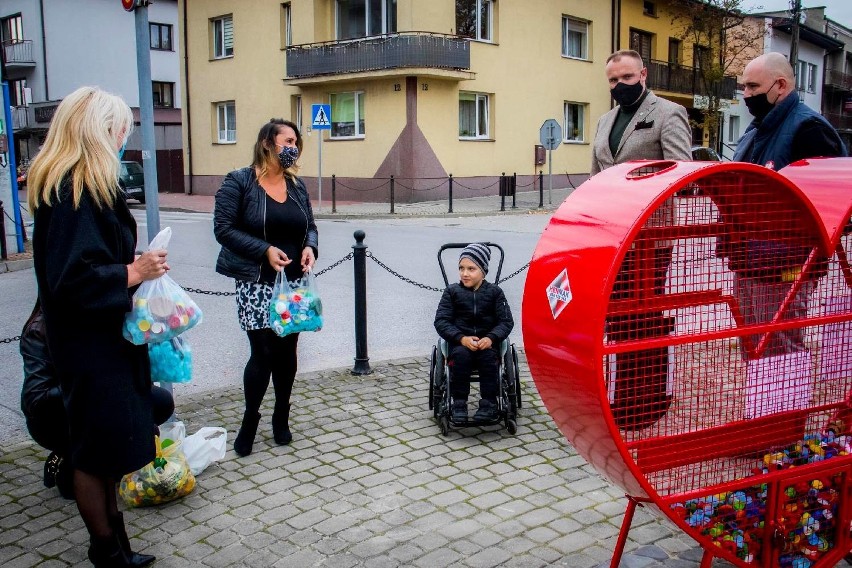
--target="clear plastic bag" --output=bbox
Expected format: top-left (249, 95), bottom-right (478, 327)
top-left (183, 427), bottom-right (227, 476)
top-left (269, 269), bottom-right (323, 337)
top-left (148, 335), bottom-right (192, 383)
top-left (123, 228), bottom-right (202, 345)
top-left (119, 435), bottom-right (196, 507)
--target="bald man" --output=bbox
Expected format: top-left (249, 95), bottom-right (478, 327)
top-left (734, 52), bottom-right (846, 169)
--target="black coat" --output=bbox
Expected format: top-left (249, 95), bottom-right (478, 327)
top-left (214, 167), bottom-right (319, 284)
top-left (434, 280), bottom-right (514, 346)
top-left (33, 186), bottom-right (154, 478)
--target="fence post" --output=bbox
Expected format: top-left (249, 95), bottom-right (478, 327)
top-left (538, 171), bottom-right (544, 208)
top-left (448, 174), bottom-right (453, 214)
top-left (500, 172), bottom-right (506, 212)
top-left (389, 175), bottom-right (395, 214)
top-left (352, 230), bottom-right (372, 375)
top-left (512, 172), bottom-right (517, 210)
top-left (0, 201), bottom-right (6, 260)
top-left (331, 174), bottom-right (337, 214)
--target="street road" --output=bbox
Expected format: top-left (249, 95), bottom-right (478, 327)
top-left (0, 210), bottom-right (551, 443)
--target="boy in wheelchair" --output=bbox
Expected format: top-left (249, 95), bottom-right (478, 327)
top-left (434, 243), bottom-right (514, 423)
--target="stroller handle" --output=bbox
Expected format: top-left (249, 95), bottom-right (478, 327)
top-left (437, 242), bottom-right (506, 288)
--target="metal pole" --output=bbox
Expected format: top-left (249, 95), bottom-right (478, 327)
top-left (0, 201), bottom-right (7, 260)
top-left (547, 149), bottom-right (553, 205)
top-left (331, 174), bottom-right (336, 214)
top-left (134, 7), bottom-right (161, 242)
top-left (511, 172), bottom-right (517, 209)
top-left (538, 171), bottom-right (544, 208)
top-left (500, 172), bottom-right (505, 212)
top-left (1, 82), bottom-right (24, 253)
top-left (448, 174), bottom-right (453, 213)
top-left (790, 0), bottom-right (802, 76)
top-left (317, 129), bottom-right (323, 212)
top-left (389, 175), bottom-right (395, 214)
top-left (351, 230), bottom-right (371, 375)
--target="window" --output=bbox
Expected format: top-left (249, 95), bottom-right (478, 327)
top-left (150, 23), bottom-right (172, 50)
top-left (330, 92), bottom-right (365, 138)
top-left (562, 17), bottom-right (588, 60)
top-left (212, 15), bottom-right (234, 58)
top-left (629, 29), bottom-right (652, 65)
top-left (1, 14), bottom-right (23, 43)
top-left (281, 3), bottom-right (292, 47)
top-left (799, 62), bottom-right (818, 93)
top-left (456, 0), bottom-right (492, 42)
top-left (459, 92), bottom-right (489, 139)
top-left (152, 82), bottom-right (174, 108)
top-left (668, 38), bottom-right (681, 65)
top-left (728, 115), bottom-right (740, 143)
top-left (564, 102), bottom-right (586, 142)
top-left (693, 45), bottom-right (710, 70)
top-left (643, 1), bottom-right (657, 16)
top-left (336, 0), bottom-right (397, 40)
top-left (292, 95), bottom-right (303, 133)
top-left (10, 78), bottom-right (26, 106)
top-left (216, 101), bottom-right (236, 143)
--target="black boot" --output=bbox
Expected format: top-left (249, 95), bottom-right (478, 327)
top-left (88, 535), bottom-right (133, 567)
top-left (43, 452), bottom-right (61, 488)
top-left (234, 411), bottom-right (261, 456)
top-left (55, 457), bottom-right (75, 500)
top-left (272, 403), bottom-right (292, 445)
top-left (110, 513), bottom-right (155, 567)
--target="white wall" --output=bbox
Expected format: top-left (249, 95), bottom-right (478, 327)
top-left (768, 26), bottom-right (825, 111)
top-left (0, 0), bottom-right (46, 101)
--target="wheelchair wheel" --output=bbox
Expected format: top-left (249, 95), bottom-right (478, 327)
top-left (505, 417), bottom-right (517, 435)
top-left (429, 346), bottom-right (437, 412)
top-left (512, 346), bottom-right (522, 408)
top-left (430, 346), bottom-right (445, 418)
top-left (440, 416), bottom-right (450, 436)
top-left (504, 346), bottom-right (521, 410)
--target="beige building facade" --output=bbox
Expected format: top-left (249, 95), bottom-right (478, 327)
top-left (180, 0), bottom-right (614, 199)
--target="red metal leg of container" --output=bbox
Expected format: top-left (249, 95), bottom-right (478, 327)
top-left (611, 495), bottom-right (651, 568)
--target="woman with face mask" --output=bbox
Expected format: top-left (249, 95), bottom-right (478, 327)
top-left (214, 119), bottom-right (318, 456)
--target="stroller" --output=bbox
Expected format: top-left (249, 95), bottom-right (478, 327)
top-left (428, 243), bottom-right (522, 435)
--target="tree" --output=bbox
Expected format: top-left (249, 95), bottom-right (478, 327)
top-left (667, 0), bottom-right (769, 150)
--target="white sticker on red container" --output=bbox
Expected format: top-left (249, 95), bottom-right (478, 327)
top-left (546, 268), bottom-right (572, 319)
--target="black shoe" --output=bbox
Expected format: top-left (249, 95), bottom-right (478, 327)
top-left (110, 513), bottom-right (155, 567)
top-left (55, 458), bottom-right (74, 500)
top-left (473, 399), bottom-right (498, 422)
top-left (272, 403), bottom-right (292, 446)
top-left (88, 535), bottom-right (133, 567)
top-left (451, 400), bottom-right (468, 422)
top-left (234, 411), bottom-right (261, 457)
top-left (43, 452), bottom-right (60, 489)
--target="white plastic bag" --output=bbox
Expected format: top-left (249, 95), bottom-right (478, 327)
top-left (123, 228), bottom-right (203, 345)
top-left (182, 427), bottom-right (227, 476)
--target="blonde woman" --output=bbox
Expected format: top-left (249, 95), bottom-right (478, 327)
top-left (214, 119), bottom-right (318, 456)
top-left (29, 86), bottom-right (168, 567)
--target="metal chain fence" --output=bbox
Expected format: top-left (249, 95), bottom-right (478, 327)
top-left (366, 250), bottom-right (529, 291)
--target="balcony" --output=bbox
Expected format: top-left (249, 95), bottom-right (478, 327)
top-left (2, 40), bottom-right (36, 68)
top-left (825, 69), bottom-right (852, 92)
top-left (11, 106), bottom-right (30, 130)
top-left (285, 32), bottom-right (472, 85)
top-left (646, 60), bottom-right (736, 100)
top-left (825, 112), bottom-right (852, 131)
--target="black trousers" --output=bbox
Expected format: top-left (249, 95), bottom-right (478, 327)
top-left (243, 329), bottom-right (299, 415)
top-left (448, 345), bottom-right (499, 402)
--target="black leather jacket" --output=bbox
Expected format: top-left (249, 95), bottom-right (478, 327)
top-left (434, 280), bottom-right (514, 345)
top-left (214, 166), bottom-right (319, 284)
top-left (20, 304), bottom-right (60, 420)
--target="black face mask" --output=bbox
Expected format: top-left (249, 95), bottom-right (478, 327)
top-left (744, 80), bottom-right (778, 120)
top-left (611, 81), bottom-right (644, 107)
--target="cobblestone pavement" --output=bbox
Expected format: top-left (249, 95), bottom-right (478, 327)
top-left (1, 352), bottom-right (765, 567)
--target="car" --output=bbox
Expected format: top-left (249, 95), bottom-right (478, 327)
top-left (120, 161), bottom-right (145, 204)
top-left (690, 145), bottom-right (722, 162)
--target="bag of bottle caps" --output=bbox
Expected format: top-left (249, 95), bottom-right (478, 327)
top-left (119, 435), bottom-right (196, 507)
top-left (268, 269), bottom-right (323, 337)
top-left (123, 228), bottom-right (202, 345)
top-left (149, 335), bottom-right (192, 384)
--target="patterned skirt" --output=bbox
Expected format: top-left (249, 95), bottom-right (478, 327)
top-left (235, 280), bottom-right (273, 331)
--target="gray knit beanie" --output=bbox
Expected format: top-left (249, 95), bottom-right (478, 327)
top-left (459, 243), bottom-right (491, 275)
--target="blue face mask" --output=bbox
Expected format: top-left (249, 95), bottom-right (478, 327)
top-left (278, 145), bottom-right (299, 169)
top-left (118, 139), bottom-right (127, 161)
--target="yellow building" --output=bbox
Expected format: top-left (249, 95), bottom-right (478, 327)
top-left (179, 1), bottom-right (614, 199)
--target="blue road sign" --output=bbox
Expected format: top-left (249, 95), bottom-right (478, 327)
top-left (312, 104), bottom-right (332, 130)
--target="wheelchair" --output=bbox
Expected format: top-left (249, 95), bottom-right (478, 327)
top-left (428, 243), bottom-right (522, 435)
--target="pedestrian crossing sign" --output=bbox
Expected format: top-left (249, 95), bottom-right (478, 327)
top-left (311, 104), bottom-right (332, 130)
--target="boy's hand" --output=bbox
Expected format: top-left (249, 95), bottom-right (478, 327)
top-left (461, 336), bottom-right (480, 351)
top-left (477, 337), bottom-right (493, 351)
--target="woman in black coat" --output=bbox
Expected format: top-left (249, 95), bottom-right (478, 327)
top-left (214, 118), bottom-right (318, 456)
top-left (28, 86), bottom-right (169, 567)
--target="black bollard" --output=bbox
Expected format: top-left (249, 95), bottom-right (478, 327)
top-left (538, 171), bottom-right (544, 208)
top-left (352, 230), bottom-right (372, 375)
top-left (0, 201), bottom-right (6, 260)
top-left (500, 172), bottom-right (506, 212)
top-left (512, 172), bottom-right (517, 209)
top-left (448, 174), bottom-right (453, 214)
top-left (332, 174), bottom-right (337, 214)
top-left (389, 175), bottom-right (395, 214)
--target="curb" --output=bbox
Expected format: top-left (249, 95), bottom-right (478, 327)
top-left (0, 257), bottom-right (33, 274)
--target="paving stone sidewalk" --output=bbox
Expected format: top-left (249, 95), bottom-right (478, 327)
top-left (2, 352), bottom-right (737, 567)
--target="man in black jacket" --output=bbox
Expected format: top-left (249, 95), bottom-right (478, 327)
top-left (434, 244), bottom-right (514, 423)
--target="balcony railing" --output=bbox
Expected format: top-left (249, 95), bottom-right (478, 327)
top-left (825, 112), bottom-right (852, 131)
top-left (2, 40), bottom-right (35, 67)
top-left (825, 69), bottom-right (852, 91)
top-left (11, 106), bottom-right (30, 130)
top-left (285, 32), bottom-right (470, 79)
top-left (646, 59), bottom-right (736, 99)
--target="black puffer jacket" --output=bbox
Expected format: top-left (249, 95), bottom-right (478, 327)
top-left (19, 303), bottom-right (59, 420)
top-left (434, 280), bottom-right (514, 345)
top-left (214, 166), bottom-right (319, 284)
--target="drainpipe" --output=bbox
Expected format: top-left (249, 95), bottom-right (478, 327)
top-left (182, 0), bottom-right (193, 194)
top-left (38, 0), bottom-right (49, 100)
top-left (613, 0), bottom-right (620, 52)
